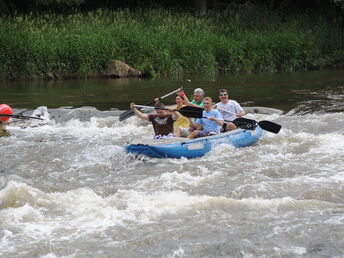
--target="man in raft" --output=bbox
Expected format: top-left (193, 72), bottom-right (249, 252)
top-left (130, 101), bottom-right (180, 139)
top-left (187, 97), bottom-right (224, 139)
top-left (215, 89), bottom-right (245, 131)
top-left (183, 88), bottom-right (205, 108)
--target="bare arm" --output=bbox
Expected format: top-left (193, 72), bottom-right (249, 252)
top-left (182, 93), bottom-right (200, 108)
top-left (182, 93), bottom-right (191, 105)
top-left (172, 111), bottom-right (180, 121)
top-left (185, 96), bottom-right (202, 108)
top-left (130, 103), bottom-right (149, 121)
top-left (237, 110), bottom-right (246, 118)
top-left (189, 118), bottom-right (202, 130)
top-left (209, 116), bottom-right (224, 126)
top-left (166, 108), bottom-right (180, 121)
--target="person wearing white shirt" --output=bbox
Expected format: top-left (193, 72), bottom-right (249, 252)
top-left (215, 89), bottom-right (245, 131)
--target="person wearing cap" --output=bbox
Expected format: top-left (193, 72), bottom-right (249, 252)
top-left (215, 89), bottom-right (245, 131)
top-left (183, 88), bottom-right (205, 108)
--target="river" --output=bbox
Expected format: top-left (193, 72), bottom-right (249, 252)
top-left (1, 70), bottom-right (344, 257)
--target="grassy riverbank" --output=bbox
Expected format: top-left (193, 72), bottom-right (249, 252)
top-left (0, 8), bottom-right (343, 79)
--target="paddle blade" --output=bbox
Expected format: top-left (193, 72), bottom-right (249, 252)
top-left (232, 117), bottom-right (257, 130)
top-left (119, 88), bottom-right (181, 122)
top-left (177, 106), bottom-right (204, 118)
top-left (119, 102), bottom-right (154, 122)
top-left (258, 120), bottom-right (281, 134)
top-left (119, 109), bottom-right (135, 122)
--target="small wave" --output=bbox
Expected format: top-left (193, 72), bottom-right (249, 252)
top-left (1, 181), bottom-right (340, 222)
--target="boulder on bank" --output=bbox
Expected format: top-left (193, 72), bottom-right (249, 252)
top-left (100, 60), bottom-right (143, 78)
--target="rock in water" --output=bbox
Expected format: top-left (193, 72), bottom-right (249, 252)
top-left (100, 60), bottom-right (142, 78)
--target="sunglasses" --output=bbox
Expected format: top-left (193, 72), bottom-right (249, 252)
top-left (220, 94), bottom-right (228, 97)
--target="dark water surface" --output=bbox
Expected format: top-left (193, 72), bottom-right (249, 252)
top-left (1, 70), bottom-right (343, 113)
top-left (1, 70), bottom-right (344, 258)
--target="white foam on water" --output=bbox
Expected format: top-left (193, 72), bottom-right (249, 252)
top-left (64, 145), bottom-right (123, 170)
top-left (1, 179), bottom-right (343, 256)
top-left (293, 246), bottom-right (308, 255)
top-left (1, 109), bottom-right (344, 257)
top-left (2, 181), bottom-right (339, 223)
top-left (6, 112), bottom-right (150, 141)
top-left (310, 133), bottom-right (344, 153)
top-left (239, 196), bottom-right (339, 210)
top-left (324, 212), bottom-right (344, 225)
top-left (272, 246), bottom-right (308, 257)
top-left (163, 247), bottom-right (185, 258)
top-left (131, 170), bottom-right (223, 192)
top-left (39, 254), bottom-right (70, 258)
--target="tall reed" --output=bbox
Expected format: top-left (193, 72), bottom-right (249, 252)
top-left (0, 8), bottom-right (342, 79)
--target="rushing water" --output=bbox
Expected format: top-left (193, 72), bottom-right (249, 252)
top-left (1, 70), bottom-right (344, 257)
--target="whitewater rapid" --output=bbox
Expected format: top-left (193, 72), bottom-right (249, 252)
top-left (1, 107), bottom-right (344, 257)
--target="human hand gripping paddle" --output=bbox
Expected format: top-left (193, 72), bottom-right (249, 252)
top-left (133, 104), bottom-right (281, 134)
top-left (216, 107), bottom-right (281, 134)
top-left (133, 105), bottom-right (203, 118)
top-left (119, 88), bottom-right (182, 122)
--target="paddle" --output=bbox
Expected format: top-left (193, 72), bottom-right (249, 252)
top-left (216, 107), bottom-right (281, 134)
top-left (133, 105), bottom-right (204, 118)
top-left (119, 88), bottom-right (181, 122)
top-left (0, 114), bottom-right (44, 120)
top-left (160, 105), bottom-right (281, 134)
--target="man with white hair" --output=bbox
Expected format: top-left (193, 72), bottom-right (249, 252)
top-left (183, 88), bottom-right (205, 107)
top-left (191, 88), bottom-right (204, 107)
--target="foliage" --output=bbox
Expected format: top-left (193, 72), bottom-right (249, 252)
top-left (334, 0), bottom-right (344, 9)
top-left (0, 8), bottom-right (343, 79)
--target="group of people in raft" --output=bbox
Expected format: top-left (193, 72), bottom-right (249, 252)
top-left (1, 88), bottom-right (245, 138)
top-left (130, 88), bottom-right (246, 139)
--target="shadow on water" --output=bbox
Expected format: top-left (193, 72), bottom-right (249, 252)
top-left (0, 70), bottom-right (343, 114)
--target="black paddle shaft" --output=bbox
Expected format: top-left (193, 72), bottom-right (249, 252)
top-left (131, 105), bottom-right (282, 134)
top-left (0, 114), bottom-right (43, 120)
top-left (119, 100), bottom-right (156, 122)
top-left (119, 88), bottom-right (181, 122)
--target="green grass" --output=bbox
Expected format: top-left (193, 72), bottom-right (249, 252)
top-left (0, 8), bottom-right (343, 79)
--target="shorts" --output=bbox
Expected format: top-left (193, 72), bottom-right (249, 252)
top-left (154, 133), bottom-right (174, 139)
top-left (179, 127), bottom-right (191, 137)
top-left (198, 130), bottom-right (219, 137)
top-left (222, 121), bottom-right (236, 132)
top-left (222, 122), bottom-right (228, 133)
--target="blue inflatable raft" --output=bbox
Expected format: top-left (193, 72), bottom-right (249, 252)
top-left (125, 125), bottom-right (263, 159)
